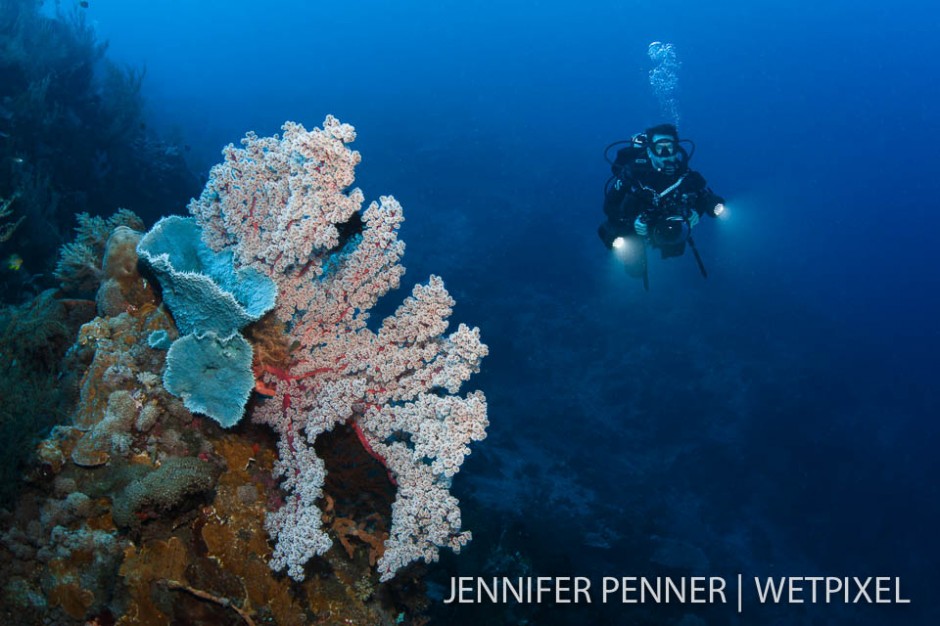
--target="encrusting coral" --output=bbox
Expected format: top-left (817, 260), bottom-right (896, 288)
top-left (0, 222), bottom-right (414, 624)
top-left (0, 116), bottom-right (485, 625)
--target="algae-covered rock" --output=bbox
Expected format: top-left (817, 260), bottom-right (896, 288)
top-left (111, 457), bottom-right (220, 528)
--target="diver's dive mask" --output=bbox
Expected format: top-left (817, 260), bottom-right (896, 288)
top-left (647, 134), bottom-right (682, 174)
top-left (650, 138), bottom-right (677, 157)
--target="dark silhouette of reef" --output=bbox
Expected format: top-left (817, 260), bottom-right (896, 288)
top-left (0, 0), bottom-right (200, 305)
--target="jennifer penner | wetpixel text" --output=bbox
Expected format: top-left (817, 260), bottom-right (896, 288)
top-left (442, 576), bottom-right (911, 606)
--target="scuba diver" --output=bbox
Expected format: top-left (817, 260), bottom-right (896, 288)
top-left (598, 123), bottom-right (725, 290)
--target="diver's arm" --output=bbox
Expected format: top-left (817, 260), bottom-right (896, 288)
top-left (603, 188), bottom-right (626, 221)
top-left (683, 171), bottom-right (724, 218)
top-left (598, 219), bottom-right (633, 249)
top-left (700, 191), bottom-right (725, 217)
top-left (604, 175), bottom-right (646, 222)
top-left (600, 184), bottom-right (644, 248)
top-left (693, 186), bottom-right (725, 217)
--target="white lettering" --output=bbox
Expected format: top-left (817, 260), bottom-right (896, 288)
top-left (853, 577), bottom-right (873, 603)
top-left (573, 577), bottom-right (592, 604)
top-left (536, 577), bottom-right (552, 603)
top-left (896, 577), bottom-right (911, 604)
top-left (503, 577), bottom-right (524, 603)
top-left (602, 576), bottom-right (619, 603)
top-left (788, 578), bottom-right (804, 604)
top-left (825, 576), bottom-right (843, 603)
top-left (478, 577), bottom-right (498, 603)
top-left (754, 577), bottom-right (786, 603)
top-left (443, 577), bottom-right (473, 604)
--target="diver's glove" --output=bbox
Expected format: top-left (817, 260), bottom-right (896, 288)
top-left (687, 210), bottom-right (700, 228)
top-left (634, 215), bottom-right (648, 237)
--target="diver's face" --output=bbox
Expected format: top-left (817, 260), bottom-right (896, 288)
top-left (648, 133), bottom-right (679, 174)
top-left (649, 134), bottom-right (677, 157)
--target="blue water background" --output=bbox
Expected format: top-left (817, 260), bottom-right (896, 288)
top-left (84, 0), bottom-right (939, 623)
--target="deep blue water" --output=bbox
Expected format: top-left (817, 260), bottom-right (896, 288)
top-left (84, 0), bottom-right (939, 623)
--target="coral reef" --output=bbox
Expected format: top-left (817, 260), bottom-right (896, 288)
top-left (0, 194), bottom-right (23, 243)
top-left (0, 221), bottom-right (419, 624)
top-left (0, 0), bottom-right (199, 303)
top-left (96, 225), bottom-right (152, 317)
top-left (136, 216), bottom-right (277, 337)
top-left (190, 116), bottom-right (489, 582)
top-left (163, 331), bottom-right (256, 427)
top-left (136, 214), bottom-right (278, 425)
top-left (0, 116), bottom-right (486, 624)
top-left (0, 288), bottom-right (94, 505)
top-left (54, 209), bottom-right (146, 296)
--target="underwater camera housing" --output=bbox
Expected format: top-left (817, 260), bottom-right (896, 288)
top-left (648, 214), bottom-right (690, 258)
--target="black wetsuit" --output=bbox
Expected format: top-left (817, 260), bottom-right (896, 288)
top-left (598, 144), bottom-right (723, 253)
